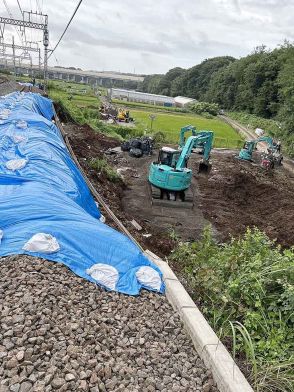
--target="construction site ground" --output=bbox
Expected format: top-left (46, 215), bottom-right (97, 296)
top-left (65, 122), bottom-right (294, 250)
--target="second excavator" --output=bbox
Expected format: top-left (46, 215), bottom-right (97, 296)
top-left (238, 136), bottom-right (283, 169)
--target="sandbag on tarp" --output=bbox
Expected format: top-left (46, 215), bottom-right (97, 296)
top-left (0, 92), bottom-right (164, 295)
top-left (0, 110), bottom-right (98, 218)
top-left (0, 91), bottom-right (54, 120)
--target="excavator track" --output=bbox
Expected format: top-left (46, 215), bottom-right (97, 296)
top-left (184, 187), bottom-right (194, 202)
top-left (151, 185), bottom-right (161, 199)
top-left (150, 185), bottom-right (194, 209)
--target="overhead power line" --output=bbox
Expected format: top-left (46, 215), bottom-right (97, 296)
top-left (48, 0), bottom-right (83, 60)
top-left (16, 0), bottom-right (23, 15)
top-left (2, 0), bottom-right (24, 44)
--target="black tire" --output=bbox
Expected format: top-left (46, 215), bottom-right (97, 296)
top-left (130, 139), bottom-right (142, 149)
top-left (121, 141), bottom-right (130, 151)
top-left (129, 148), bottom-right (143, 158)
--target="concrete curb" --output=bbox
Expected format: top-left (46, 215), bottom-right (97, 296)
top-left (145, 250), bottom-right (254, 392)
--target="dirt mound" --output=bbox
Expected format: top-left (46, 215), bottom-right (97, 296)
top-left (196, 152), bottom-right (294, 247)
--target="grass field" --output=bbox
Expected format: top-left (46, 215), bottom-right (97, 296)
top-left (47, 80), bottom-right (242, 148)
top-left (132, 109), bottom-right (243, 148)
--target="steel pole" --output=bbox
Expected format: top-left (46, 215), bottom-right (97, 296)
top-left (43, 28), bottom-right (49, 89)
top-left (12, 36), bottom-right (16, 77)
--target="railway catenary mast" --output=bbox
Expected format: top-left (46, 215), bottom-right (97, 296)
top-left (0, 11), bottom-right (49, 86)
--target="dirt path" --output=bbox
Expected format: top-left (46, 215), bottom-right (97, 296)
top-left (119, 154), bottom-right (215, 241)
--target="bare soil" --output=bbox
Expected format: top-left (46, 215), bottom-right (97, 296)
top-left (197, 150), bottom-right (294, 247)
top-left (63, 123), bottom-right (176, 257)
top-left (63, 121), bottom-right (294, 250)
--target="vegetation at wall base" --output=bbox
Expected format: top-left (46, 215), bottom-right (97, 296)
top-left (171, 227), bottom-right (294, 392)
top-left (89, 158), bottom-right (121, 182)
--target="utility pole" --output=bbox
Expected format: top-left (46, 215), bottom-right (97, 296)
top-left (43, 27), bottom-right (49, 88)
top-left (12, 36), bottom-right (16, 77)
top-left (38, 48), bottom-right (41, 78)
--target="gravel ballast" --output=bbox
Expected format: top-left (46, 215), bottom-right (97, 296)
top-left (0, 255), bottom-right (218, 391)
top-left (0, 80), bottom-right (20, 96)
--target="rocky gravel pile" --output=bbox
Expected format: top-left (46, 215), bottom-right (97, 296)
top-left (0, 255), bottom-right (218, 392)
top-left (0, 79), bottom-right (19, 96)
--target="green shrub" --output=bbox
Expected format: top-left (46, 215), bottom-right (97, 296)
top-left (152, 131), bottom-right (166, 144)
top-left (189, 101), bottom-right (220, 116)
top-left (171, 227), bottom-right (294, 391)
top-left (89, 158), bottom-right (121, 182)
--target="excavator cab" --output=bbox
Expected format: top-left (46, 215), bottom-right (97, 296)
top-left (158, 147), bottom-right (181, 168)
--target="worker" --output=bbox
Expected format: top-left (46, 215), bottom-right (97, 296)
top-left (276, 140), bottom-right (281, 153)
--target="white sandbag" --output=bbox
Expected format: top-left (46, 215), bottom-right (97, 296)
top-left (6, 158), bottom-right (28, 171)
top-left (255, 128), bottom-right (264, 136)
top-left (99, 214), bottom-right (106, 223)
top-left (23, 233), bottom-right (60, 254)
top-left (136, 266), bottom-right (162, 291)
top-left (86, 263), bottom-right (119, 290)
top-left (0, 229), bottom-right (3, 244)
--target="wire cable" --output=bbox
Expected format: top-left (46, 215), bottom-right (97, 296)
top-left (48, 0), bottom-right (83, 59)
top-left (2, 0), bottom-right (24, 44)
top-left (16, 0), bottom-right (23, 15)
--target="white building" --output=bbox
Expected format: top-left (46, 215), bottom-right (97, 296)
top-left (174, 96), bottom-right (196, 107)
top-left (109, 88), bottom-right (175, 107)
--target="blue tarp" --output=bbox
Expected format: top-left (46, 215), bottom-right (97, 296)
top-left (0, 92), bottom-right (164, 295)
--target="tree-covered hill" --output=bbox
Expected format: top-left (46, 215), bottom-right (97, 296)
top-left (142, 43), bottom-right (294, 154)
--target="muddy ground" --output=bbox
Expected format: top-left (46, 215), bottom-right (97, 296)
top-left (63, 123), bottom-right (176, 257)
top-left (64, 121), bottom-right (294, 250)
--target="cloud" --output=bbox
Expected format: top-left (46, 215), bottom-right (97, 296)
top-left (1, 0), bottom-right (293, 74)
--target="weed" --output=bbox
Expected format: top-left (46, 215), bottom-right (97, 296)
top-left (171, 226), bottom-right (294, 391)
top-left (89, 158), bottom-right (121, 182)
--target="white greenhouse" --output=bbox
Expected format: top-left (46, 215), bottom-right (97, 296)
top-left (109, 88), bottom-right (175, 107)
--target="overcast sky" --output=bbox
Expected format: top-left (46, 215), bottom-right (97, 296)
top-left (1, 0), bottom-right (294, 74)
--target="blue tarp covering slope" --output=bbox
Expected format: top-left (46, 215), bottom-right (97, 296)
top-left (0, 92), bottom-right (164, 295)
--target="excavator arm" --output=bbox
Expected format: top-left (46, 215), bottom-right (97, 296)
top-left (176, 132), bottom-right (214, 170)
top-left (179, 125), bottom-right (197, 148)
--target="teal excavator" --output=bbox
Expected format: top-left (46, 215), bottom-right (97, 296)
top-left (238, 136), bottom-right (283, 167)
top-left (149, 129), bottom-right (214, 202)
top-left (179, 125), bottom-right (197, 148)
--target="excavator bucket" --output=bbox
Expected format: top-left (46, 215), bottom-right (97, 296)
top-left (198, 160), bottom-right (212, 174)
